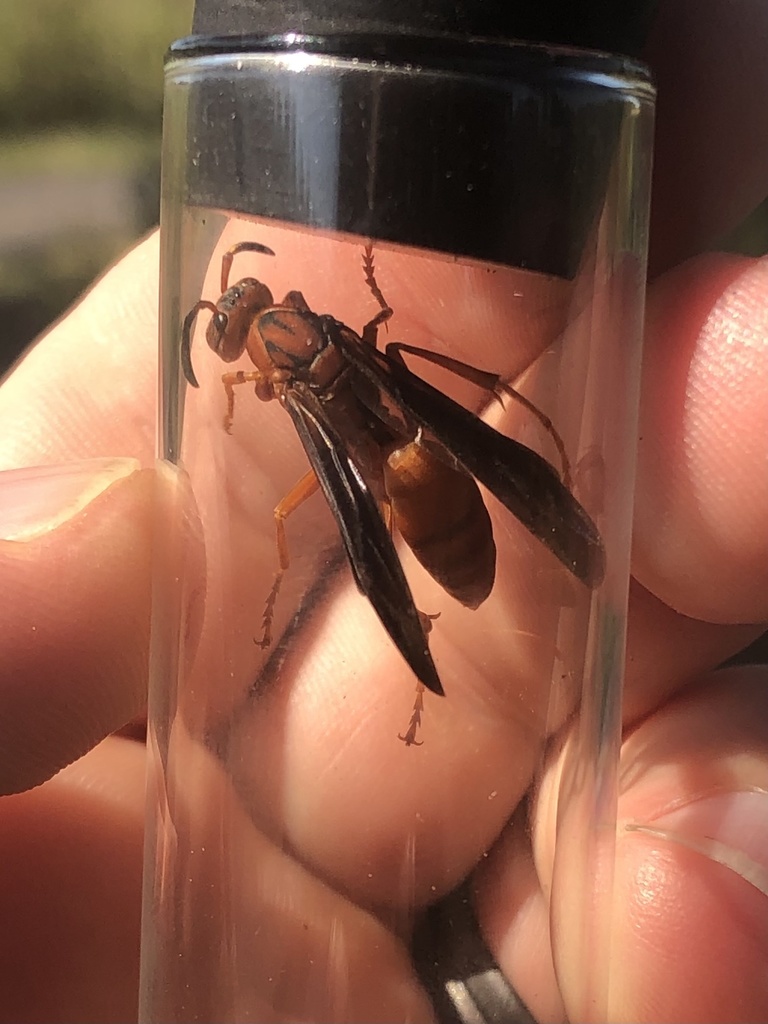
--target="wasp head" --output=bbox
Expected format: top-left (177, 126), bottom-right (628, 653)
top-left (208, 278), bottom-right (273, 363)
top-left (181, 278), bottom-right (274, 388)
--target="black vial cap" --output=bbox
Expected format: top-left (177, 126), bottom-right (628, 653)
top-left (173, 1), bottom-right (655, 275)
top-left (192, 0), bottom-right (657, 59)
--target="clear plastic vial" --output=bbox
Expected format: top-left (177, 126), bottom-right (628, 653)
top-left (141, 33), bottom-right (655, 1023)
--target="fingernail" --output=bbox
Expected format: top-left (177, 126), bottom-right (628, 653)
top-left (627, 789), bottom-right (768, 897)
top-left (0, 458), bottom-right (141, 541)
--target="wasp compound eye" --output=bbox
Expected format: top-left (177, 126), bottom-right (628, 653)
top-left (207, 311), bottom-right (230, 353)
top-left (181, 299), bottom-right (220, 387)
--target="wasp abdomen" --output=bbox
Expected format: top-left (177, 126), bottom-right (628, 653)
top-left (384, 440), bottom-right (496, 609)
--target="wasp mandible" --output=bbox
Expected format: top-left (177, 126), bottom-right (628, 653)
top-left (181, 241), bottom-right (605, 744)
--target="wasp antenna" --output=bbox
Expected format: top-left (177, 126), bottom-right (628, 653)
top-left (181, 308), bottom-right (201, 387)
top-left (181, 300), bottom-right (218, 388)
top-left (228, 241), bottom-right (275, 258)
top-left (221, 241), bottom-right (275, 291)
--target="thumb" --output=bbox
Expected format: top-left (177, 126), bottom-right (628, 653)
top-left (0, 458), bottom-right (202, 795)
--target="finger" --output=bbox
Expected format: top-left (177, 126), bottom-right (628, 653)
top-left (476, 665), bottom-right (768, 1022)
top-left (634, 253), bottom-right (768, 623)
top-left (0, 737), bottom-right (145, 1023)
top-left (608, 666), bottom-right (768, 1021)
top-left (645, 0), bottom-right (768, 273)
top-left (0, 460), bottom-right (203, 795)
top-left (623, 579), bottom-right (764, 725)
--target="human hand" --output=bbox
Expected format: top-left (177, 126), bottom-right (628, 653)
top-left (1, 2), bottom-right (767, 1021)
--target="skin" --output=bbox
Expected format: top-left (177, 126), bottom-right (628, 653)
top-left (0, 1), bottom-right (767, 1021)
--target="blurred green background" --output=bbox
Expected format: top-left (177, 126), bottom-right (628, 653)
top-left (0, 0), bottom-right (193, 373)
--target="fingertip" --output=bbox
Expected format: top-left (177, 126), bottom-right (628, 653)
top-left (0, 736), bottom-right (146, 1023)
top-left (610, 665), bottom-right (768, 1021)
top-left (635, 253), bottom-right (768, 622)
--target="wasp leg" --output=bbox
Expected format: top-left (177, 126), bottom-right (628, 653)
top-left (256, 469), bottom-right (320, 650)
top-left (361, 307), bottom-right (393, 348)
top-left (361, 245), bottom-right (393, 346)
top-left (221, 369), bottom-right (267, 434)
top-left (401, 609), bottom-right (441, 746)
top-left (362, 244), bottom-right (389, 312)
top-left (500, 385), bottom-right (570, 487)
top-left (384, 342), bottom-right (572, 487)
top-left (398, 683), bottom-right (425, 746)
top-left (419, 610), bottom-right (441, 633)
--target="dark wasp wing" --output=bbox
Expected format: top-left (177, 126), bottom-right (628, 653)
top-left (334, 328), bottom-right (606, 589)
top-left (283, 387), bottom-right (444, 696)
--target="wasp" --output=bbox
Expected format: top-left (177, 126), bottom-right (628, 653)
top-left (181, 241), bottom-right (605, 744)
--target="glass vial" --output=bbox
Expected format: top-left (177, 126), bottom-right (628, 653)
top-left (142, 33), bottom-right (655, 1024)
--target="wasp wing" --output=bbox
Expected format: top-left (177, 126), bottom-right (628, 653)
top-left (283, 388), bottom-right (444, 696)
top-left (336, 331), bottom-right (605, 588)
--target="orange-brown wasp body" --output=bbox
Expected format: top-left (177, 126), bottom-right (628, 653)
top-left (182, 242), bottom-right (605, 742)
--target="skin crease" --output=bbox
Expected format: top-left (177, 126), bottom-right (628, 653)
top-left (0, 4), bottom-right (767, 1023)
